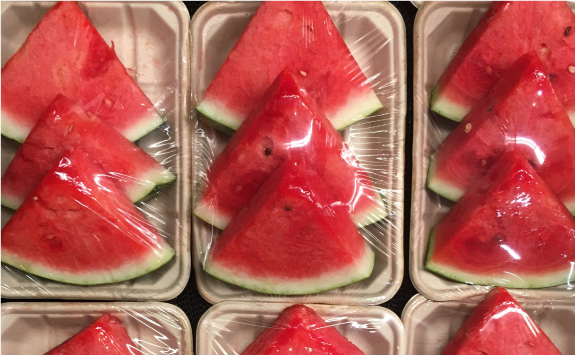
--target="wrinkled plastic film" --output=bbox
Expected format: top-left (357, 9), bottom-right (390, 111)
top-left (1, 302), bottom-right (192, 355)
top-left (0, 2), bottom-right (191, 300)
top-left (191, 2), bottom-right (406, 305)
top-left (197, 302), bottom-right (405, 355)
top-left (402, 292), bottom-right (575, 355)
top-left (411, 1), bottom-right (575, 301)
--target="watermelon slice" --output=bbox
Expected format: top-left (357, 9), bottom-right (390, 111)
top-left (204, 157), bottom-right (374, 295)
top-left (1, 95), bottom-right (175, 210)
top-left (441, 288), bottom-right (562, 355)
top-left (431, 2), bottom-right (575, 123)
top-left (44, 313), bottom-right (136, 355)
top-left (426, 151), bottom-right (575, 288)
top-left (1, 1), bottom-right (163, 142)
top-left (1, 150), bottom-right (175, 285)
top-left (427, 55), bottom-right (575, 214)
top-left (241, 305), bottom-right (365, 355)
top-left (195, 69), bottom-right (385, 230)
top-left (197, 1), bottom-right (382, 131)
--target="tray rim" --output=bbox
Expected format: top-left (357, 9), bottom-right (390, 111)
top-left (189, 0), bottom-right (407, 306)
top-left (0, 0), bottom-right (193, 301)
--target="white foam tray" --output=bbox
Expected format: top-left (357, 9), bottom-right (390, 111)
top-left (197, 301), bottom-right (405, 355)
top-left (1, 301), bottom-right (193, 355)
top-left (190, 1), bottom-right (406, 305)
top-left (411, 1), bottom-right (575, 301)
top-left (402, 294), bottom-right (575, 355)
top-left (1, 1), bottom-right (191, 300)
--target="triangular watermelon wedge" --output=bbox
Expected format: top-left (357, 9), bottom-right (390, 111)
top-left (45, 313), bottom-right (136, 355)
top-left (1, 1), bottom-right (163, 142)
top-left (426, 151), bottom-right (575, 288)
top-left (1, 95), bottom-right (175, 210)
top-left (195, 69), bottom-right (385, 230)
top-left (428, 54), bottom-right (575, 214)
top-left (197, 1), bottom-right (382, 131)
top-left (204, 157), bottom-right (374, 295)
top-left (1, 149), bottom-right (175, 285)
top-left (431, 2), bottom-right (575, 123)
top-left (441, 288), bottom-right (562, 355)
top-left (241, 305), bottom-right (365, 355)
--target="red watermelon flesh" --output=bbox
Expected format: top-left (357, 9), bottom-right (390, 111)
top-left (195, 69), bottom-right (385, 230)
top-left (1, 1), bottom-right (163, 143)
top-left (197, 1), bottom-right (382, 131)
top-left (1, 149), bottom-right (175, 285)
top-left (441, 288), bottom-right (562, 355)
top-left (431, 2), bottom-right (575, 123)
top-left (44, 313), bottom-right (136, 355)
top-left (1, 95), bottom-right (175, 210)
top-left (241, 305), bottom-right (365, 355)
top-left (204, 157), bottom-right (374, 295)
top-left (426, 151), bottom-right (575, 288)
top-left (428, 54), bottom-right (575, 214)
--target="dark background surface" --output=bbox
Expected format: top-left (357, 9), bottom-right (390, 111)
top-left (2, 0), bottom-right (420, 347)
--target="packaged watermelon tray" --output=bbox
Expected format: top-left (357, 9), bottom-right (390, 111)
top-left (196, 301), bottom-right (405, 355)
top-left (0, 2), bottom-right (192, 300)
top-left (411, 1), bottom-right (575, 301)
top-left (190, 1), bottom-right (406, 305)
top-left (401, 293), bottom-right (575, 355)
top-left (1, 301), bottom-right (193, 354)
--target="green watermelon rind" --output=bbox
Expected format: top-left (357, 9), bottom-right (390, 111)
top-left (429, 86), bottom-right (470, 122)
top-left (1, 242), bottom-right (175, 285)
top-left (194, 191), bottom-right (387, 231)
top-left (352, 191), bottom-right (388, 228)
top-left (1, 111), bottom-right (32, 143)
top-left (197, 91), bottom-right (383, 132)
top-left (204, 242), bottom-right (375, 295)
top-left (425, 228), bottom-right (575, 289)
top-left (425, 155), bottom-right (464, 202)
top-left (194, 198), bottom-right (229, 231)
top-left (0, 167), bottom-right (176, 211)
top-left (1, 109), bottom-right (164, 144)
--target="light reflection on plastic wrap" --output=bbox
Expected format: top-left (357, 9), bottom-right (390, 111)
top-left (191, 1), bottom-right (406, 305)
top-left (197, 302), bottom-right (404, 355)
top-left (1, 303), bottom-right (191, 355)
top-left (403, 290), bottom-right (574, 355)
top-left (0, 1), bottom-right (190, 300)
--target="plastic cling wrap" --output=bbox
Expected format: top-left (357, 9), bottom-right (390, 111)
top-left (1, 302), bottom-right (192, 355)
top-left (402, 292), bottom-right (575, 355)
top-left (411, 1), bottom-right (575, 301)
top-left (191, 1), bottom-right (406, 305)
top-left (196, 302), bottom-right (405, 355)
top-left (1, 2), bottom-right (191, 300)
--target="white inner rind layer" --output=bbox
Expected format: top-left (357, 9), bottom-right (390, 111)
top-left (1, 110), bottom-right (31, 143)
top-left (124, 167), bottom-right (176, 203)
top-left (1, 243), bottom-right (175, 285)
top-left (204, 242), bottom-right (375, 295)
top-left (0, 167), bottom-right (175, 210)
top-left (197, 90), bottom-right (383, 132)
top-left (194, 199), bottom-right (229, 231)
top-left (429, 87), bottom-right (470, 122)
top-left (352, 191), bottom-right (388, 228)
top-left (426, 229), bottom-right (575, 289)
top-left (569, 110), bottom-right (575, 128)
top-left (425, 156), bottom-right (464, 202)
top-left (120, 112), bottom-right (164, 142)
top-left (328, 90), bottom-right (383, 131)
top-left (194, 191), bottom-right (387, 232)
top-left (2, 110), bottom-right (164, 143)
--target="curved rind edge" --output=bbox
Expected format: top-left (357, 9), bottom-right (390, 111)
top-left (1, 244), bottom-right (175, 286)
top-left (204, 242), bottom-right (375, 295)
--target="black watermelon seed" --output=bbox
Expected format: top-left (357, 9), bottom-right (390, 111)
top-left (265, 147), bottom-right (272, 156)
top-left (565, 26), bottom-right (572, 37)
top-left (285, 205), bottom-right (292, 211)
